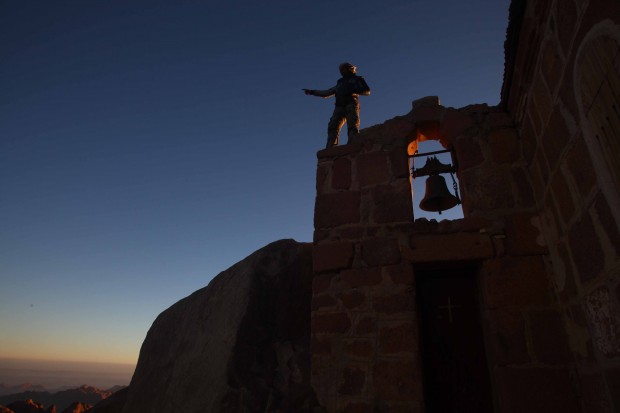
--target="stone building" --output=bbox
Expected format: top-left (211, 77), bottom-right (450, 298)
top-left (310, 0), bottom-right (620, 412)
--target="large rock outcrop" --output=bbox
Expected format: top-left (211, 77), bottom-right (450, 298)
top-left (120, 239), bottom-right (320, 413)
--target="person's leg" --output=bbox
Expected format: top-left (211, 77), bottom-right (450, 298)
top-left (327, 106), bottom-right (346, 148)
top-left (345, 103), bottom-right (361, 143)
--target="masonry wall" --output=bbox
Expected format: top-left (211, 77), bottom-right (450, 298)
top-left (311, 96), bottom-right (586, 412)
top-left (504, 0), bottom-right (620, 411)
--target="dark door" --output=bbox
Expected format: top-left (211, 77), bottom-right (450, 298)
top-left (416, 267), bottom-right (494, 413)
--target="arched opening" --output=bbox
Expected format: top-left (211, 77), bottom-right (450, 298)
top-left (408, 132), bottom-right (464, 221)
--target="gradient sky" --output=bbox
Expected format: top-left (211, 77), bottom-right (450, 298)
top-left (1, 0), bottom-right (510, 366)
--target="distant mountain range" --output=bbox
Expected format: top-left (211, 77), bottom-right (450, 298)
top-left (0, 384), bottom-right (124, 412)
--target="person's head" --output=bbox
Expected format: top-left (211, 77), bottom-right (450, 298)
top-left (339, 62), bottom-right (356, 76)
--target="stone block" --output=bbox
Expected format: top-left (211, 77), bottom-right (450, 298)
top-left (512, 167), bottom-right (535, 207)
top-left (389, 146), bottom-right (411, 179)
top-left (583, 286), bottom-right (620, 358)
top-left (605, 368), bottom-right (620, 412)
top-left (568, 212), bottom-right (604, 283)
top-left (341, 268), bottom-right (383, 288)
top-left (505, 213), bottom-right (548, 256)
top-left (354, 315), bottom-right (376, 335)
top-left (440, 108), bottom-right (475, 144)
top-left (542, 107), bottom-right (570, 171)
top-left (580, 370), bottom-right (614, 413)
top-left (313, 273), bottom-right (335, 294)
top-left (371, 183), bottom-right (413, 224)
top-left (315, 191), bottom-right (361, 229)
top-left (550, 170), bottom-right (575, 226)
top-left (344, 339), bottom-right (374, 358)
top-left (454, 136), bottom-right (484, 171)
top-left (486, 309), bottom-right (530, 365)
top-left (496, 367), bottom-right (580, 413)
top-left (312, 293), bottom-right (338, 311)
top-left (341, 401), bottom-right (373, 413)
top-left (482, 256), bottom-right (552, 309)
top-left (316, 162), bottom-right (331, 193)
top-left (555, 0), bottom-right (578, 55)
top-left (385, 263), bottom-right (414, 286)
top-left (411, 105), bottom-right (442, 124)
top-left (361, 237), bottom-right (401, 266)
top-left (337, 291), bottom-right (367, 310)
top-left (312, 312), bottom-right (352, 335)
top-left (332, 157), bottom-right (352, 190)
top-left (594, 192), bottom-right (620, 257)
top-left (404, 232), bottom-right (494, 263)
top-left (531, 73), bottom-right (553, 126)
top-left (313, 242), bottom-right (354, 273)
top-left (312, 336), bottom-right (333, 355)
top-left (372, 360), bottom-right (422, 402)
top-left (379, 321), bottom-right (417, 355)
top-left (339, 365), bottom-right (366, 396)
top-left (520, 116), bottom-right (537, 165)
top-left (488, 111), bottom-right (514, 128)
top-left (357, 152), bottom-right (390, 187)
top-left (529, 309), bottom-right (572, 363)
top-left (540, 37), bottom-right (563, 94)
top-left (385, 118), bottom-right (416, 141)
top-left (565, 136), bottom-right (596, 200)
top-left (489, 128), bottom-right (519, 164)
top-left (373, 291), bottom-right (415, 315)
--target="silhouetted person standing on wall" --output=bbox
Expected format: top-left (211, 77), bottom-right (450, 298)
top-left (303, 62), bottom-right (371, 148)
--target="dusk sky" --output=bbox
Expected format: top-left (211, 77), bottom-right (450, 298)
top-left (1, 0), bottom-right (510, 369)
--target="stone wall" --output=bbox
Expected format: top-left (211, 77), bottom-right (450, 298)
top-left (311, 95), bottom-right (584, 412)
top-left (503, 0), bottom-right (620, 411)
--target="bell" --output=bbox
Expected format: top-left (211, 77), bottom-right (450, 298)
top-left (419, 174), bottom-right (460, 213)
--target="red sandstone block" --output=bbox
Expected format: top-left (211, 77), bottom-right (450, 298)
top-left (488, 111), bottom-right (514, 128)
top-left (511, 167), bottom-right (535, 207)
top-left (311, 336), bottom-right (333, 355)
top-left (379, 321), bottom-right (417, 355)
top-left (312, 293), bottom-right (338, 311)
top-left (312, 312), bottom-right (352, 334)
top-left (489, 128), bottom-right (519, 164)
top-left (316, 163), bottom-right (331, 194)
top-left (594, 192), bottom-right (620, 257)
top-left (568, 212), bottom-right (604, 284)
top-left (385, 118), bottom-right (416, 141)
top-left (372, 360), bottom-right (422, 402)
top-left (440, 108), bottom-right (475, 144)
top-left (332, 157), bottom-right (352, 190)
top-left (312, 273), bottom-right (335, 294)
top-left (341, 401), bottom-right (373, 413)
top-left (454, 136), bottom-right (484, 171)
top-left (486, 309), bottom-right (530, 365)
top-left (354, 315), bottom-right (376, 336)
top-left (529, 309), bottom-right (572, 363)
top-left (357, 151), bottom-right (390, 187)
top-left (565, 136), bottom-right (596, 200)
top-left (504, 213), bottom-right (548, 256)
top-left (385, 263), bottom-right (414, 286)
top-left (341, 268), bottom-right (383, 288)
top-left (550, 170), bottom-right (575, 225)
top-left (496, 367), bottom-right (580, 413)
top-left (344, 339), bottom-right (374, 358)
top-left (337, 291), bottom-right (366, 309)
top-left (542, 108), bottom-right (570, 171)
top-left (373, 291), bottom-right (415, 315)
top-left (389, 147), bottom-right (410, 179)
top-left (481, 256), bottom-right (552, 309)
top-left (339, 366), bottom-right (367, 396)
top-left (313, 242), bottom-right (354, 273)
top-left (338, 226), bottom-right (364, 239)
top-left (361, 237), bottom-right (401, 267)
top-left (315, 191), bottom-right (361, 229)
top-left (371, 183), bottom-right (414, 224)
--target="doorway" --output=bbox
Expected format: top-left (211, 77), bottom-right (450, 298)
top-left (416, 266), bottom-right (494, 413)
